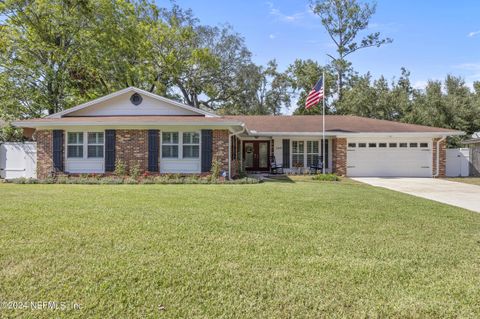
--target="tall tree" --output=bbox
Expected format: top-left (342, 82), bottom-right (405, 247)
top-left (310, 0), bottom-right (392, 101)
top-left (0, 0), bottom-right (94, 116)
top-left (285, 59), bottom-right (334, 114)
top-left (220, 60), bottom-right (291, 115)
top-left (149, 5), bottom-right (254, 110)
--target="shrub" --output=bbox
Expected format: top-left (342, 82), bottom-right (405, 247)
top-left (8, 174), bottom-right (261, 185)
top-left (114, 159), bottom-right (126, 176)
top-left (99, 177), bottom-right (124, 185)
top-left (11, 177), bottom-right (38, 184)
top-left (129, 163), bottom-right (141, 179)
top-left (124, 177), bottom-right (138, 184)
top-left (312, 173), bottom-right (340, 182)
top-left (210, 159), bottom-right (222, 181)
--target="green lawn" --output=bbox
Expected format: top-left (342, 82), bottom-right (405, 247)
top-left (447, 177), bottom-right (480, 186)
top-left (0, 180), bottom-right (479, 318)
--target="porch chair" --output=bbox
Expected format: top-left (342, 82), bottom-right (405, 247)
top-left (309, 157), bottom-right (324, 174)
top-left (269, 155), bottom-right (284, 174)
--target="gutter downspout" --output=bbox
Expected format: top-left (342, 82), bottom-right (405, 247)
top-left (228, 125), bottom-right (246, 180)
top-left (434, 136), bottom-right (446, 178)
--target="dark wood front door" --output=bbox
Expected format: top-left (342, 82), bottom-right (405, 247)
top-left (243, 141), bottom-right (270, 171)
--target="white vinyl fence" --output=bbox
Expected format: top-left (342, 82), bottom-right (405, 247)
top-left (0, 142), bottom-right (37, 179)
top-left (446, 148), bottom-right (470, 177)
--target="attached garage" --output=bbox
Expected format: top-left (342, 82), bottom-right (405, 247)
top-left (346, 139), bottom-right (433, 177)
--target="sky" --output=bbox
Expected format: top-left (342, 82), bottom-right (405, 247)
top-left (158, 1), bottom-right (480, 87)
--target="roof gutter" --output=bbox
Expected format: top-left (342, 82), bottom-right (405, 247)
top-left (245, 131), bottom-right (464, 138)
top-left (12, 120), bottom-right (244, 128)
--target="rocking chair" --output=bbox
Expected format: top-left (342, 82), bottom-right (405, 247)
top-left (270, 156), bottom-right (284, 174)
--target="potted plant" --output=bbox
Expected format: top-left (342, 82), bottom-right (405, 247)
top-left (292, 162), bottom-right (304, 174)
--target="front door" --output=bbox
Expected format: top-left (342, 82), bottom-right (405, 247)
top-left (243, 141), bottom-right (270, 171)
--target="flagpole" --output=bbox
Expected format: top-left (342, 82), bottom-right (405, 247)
top-left (322, 70), bottom-right (326, 174)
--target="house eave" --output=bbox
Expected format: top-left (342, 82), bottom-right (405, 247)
top-left (246, 131), bottom-right (465, 138)
top-left (13, 120), bottom-right (243, 129)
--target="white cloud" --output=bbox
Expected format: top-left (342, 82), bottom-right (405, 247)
top-left (269, 34), bottom-right (276, 39)
top-left (468, 30), bottom-right (480, 37)
top-left (267, 1), bottom-right (305, 23)
top-left (455, 63), bottom-right (480, 80)
top-left (413, 80), bottom-right (428, 90)
top-left (266, 2), bottom-right (319, 27)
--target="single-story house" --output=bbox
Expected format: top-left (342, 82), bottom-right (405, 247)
top-left (462, 133), bottom-right (480, 176)
top-left (13, 87), bottom-right (463, 179)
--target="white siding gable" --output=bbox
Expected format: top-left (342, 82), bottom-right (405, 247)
top-left (67, 93), bottom-right (200, 117)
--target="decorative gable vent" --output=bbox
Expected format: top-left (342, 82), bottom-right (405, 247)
top-left (130, 93), bottom-right (143, 105)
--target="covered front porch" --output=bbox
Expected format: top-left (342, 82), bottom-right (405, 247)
top-left (230, 134), bottom-right (334, 176)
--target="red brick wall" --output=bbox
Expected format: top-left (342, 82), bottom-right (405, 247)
top-left (332, 138), bottom-right (347, 176)
top-left (212, 129), bottom-right (229, 172)
top-left (35, 130), bottom-right (56, 179)
top-left (432, 138), bottom-right (446, 177)
top-left (115, 130), bottom-right (148, 173)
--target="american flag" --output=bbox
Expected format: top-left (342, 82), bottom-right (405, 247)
top-left (305, 77), bottom-right (324, 109)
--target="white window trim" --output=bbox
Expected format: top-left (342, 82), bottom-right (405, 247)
top-left (290, 139), bottom-right (328, 169)
top-left (182, 132), bottom-right (200, 159)
top-left (87, 132), bottom-right (105, 159)
top-left (161, 132), bottom-right (180, 159)
top-left (291, 140), bottom-right (305, 168)
top-left (161, 130), bottom-right (201, 160)
top-left (306, 140), bottom-right (319, 167)
top-left (65, 131), bottom-right (105, 160)
top-left (66, 132), bottom-right (84, 159)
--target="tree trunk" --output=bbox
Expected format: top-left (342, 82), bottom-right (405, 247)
top-left (337, 68), bottom-right (343, 103)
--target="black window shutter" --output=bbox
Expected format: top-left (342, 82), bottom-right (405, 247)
top-left (201, 130), bottom-right (213, 172)
top-left (105, 130), bottom-right (116, 172)
top-left (282, 139), bottom-right (290, 168)
top-left (52, 130), bottom-right (64, 172)
top-left (148, 129), bottom-right (159, 172)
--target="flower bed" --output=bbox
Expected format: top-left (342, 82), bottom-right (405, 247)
top-left (8, 174), bottom-right (260, 185)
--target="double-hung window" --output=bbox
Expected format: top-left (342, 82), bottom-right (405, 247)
top-left (87, 133), bottom-right (104, 158)
top-left (67, 132), bottom-right (104, 159)
top-left (162, 132), bottom-right (179, 158)
top-left (306, 141), bottom-right (319, 167)
top-left (292, 141), bottom-right (305, 167)
top-left (182, 132), bottom-right (200, 158)
top-left (67, 132), bottom-right (84, 158)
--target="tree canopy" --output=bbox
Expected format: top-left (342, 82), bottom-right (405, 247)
top-left (0, 0), bottom-right (479, 144)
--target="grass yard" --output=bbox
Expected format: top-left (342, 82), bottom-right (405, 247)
top-left (447, 177), bottom-right (480, 186)
top-left (0, 180), bottom-right (479, 318)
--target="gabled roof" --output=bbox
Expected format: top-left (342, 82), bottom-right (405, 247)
top-left (224, 115), bottom-right (463, 135)
top-left (47, 87), bottom-right (218, 118)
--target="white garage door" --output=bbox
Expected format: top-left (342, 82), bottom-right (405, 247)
top-left (347, 141), bottom-right (432, 177)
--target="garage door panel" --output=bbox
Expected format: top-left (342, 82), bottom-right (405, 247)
top-left (347, 145), bottom-right (432, 177)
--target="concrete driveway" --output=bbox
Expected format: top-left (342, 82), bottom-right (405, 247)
top-left (353, 178), bottom-right (480, 213)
